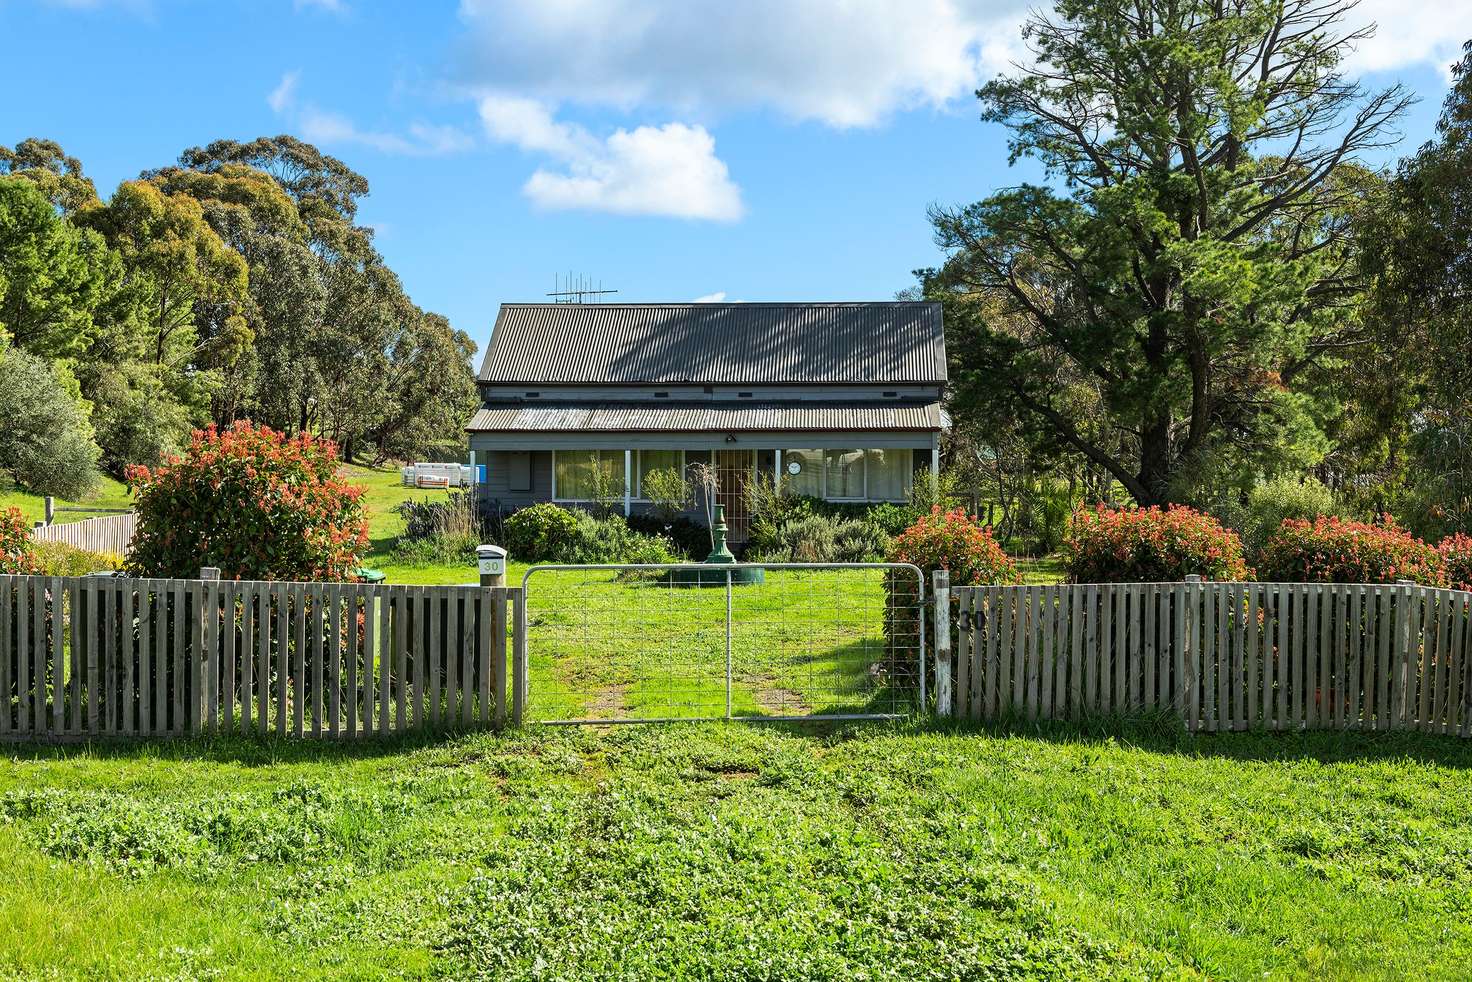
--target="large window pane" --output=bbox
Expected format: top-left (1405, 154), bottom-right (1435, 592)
top-left (866, 449), bottom-right (911, 500)
top-left (783, 449), bottom-right (824, 497)
top-left (824, 449), bottom-right (865, 499)
top-left (554, 450), bottom-right (624, 500)
top-left (637, 450), bottom-right (683, 498)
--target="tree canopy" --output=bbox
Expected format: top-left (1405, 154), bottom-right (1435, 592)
top-left (0, 135), bottom-right (477, 496)
top-left (928, 0), bottom-right (1410, 507)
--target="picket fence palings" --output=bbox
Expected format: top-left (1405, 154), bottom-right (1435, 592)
top-left (1048, 586), bottom-right (1065, 718)
top-left (1027, 586), bottom-right (1042, 719)
top-left (488, 589), bottom-right (502, 727)
top-left (955, 587), bottom-right (971, 722)
top-left (492, 588), bottom-right (509, 726)
top-left (1376, 587), bottom-right (1391, 731)
top-left (1437, 591), bottom-right (1455, 732)
top-left (1111, 587), bottom-right (1126, 714)
top-left (982, 587), bottom-right (997, 719)
top-left (1450, 592), bottom-right (1467, 735)
top-left (1291, 586), bottom-right (1306, 731)
top-left (1439, 591), bottom-right (1458, 734)
top-left (1041, 585), bottom-right (1057, 718)
top-left (1007, 588), bottom-right (1020, 716)
top-left (1268, 587), bottom-right (1282, 731)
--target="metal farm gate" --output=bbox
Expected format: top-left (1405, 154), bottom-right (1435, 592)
top-left (520, 563), bottom-right (926, 723)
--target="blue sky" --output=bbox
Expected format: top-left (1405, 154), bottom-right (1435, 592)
top-left (2, 0), bottom-right (1468, 358)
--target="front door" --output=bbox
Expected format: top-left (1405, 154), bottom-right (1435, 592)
top-left (714, 449), bottom-right (755, 543)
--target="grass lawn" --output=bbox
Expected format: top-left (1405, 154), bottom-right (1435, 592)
top-left (0, 473), bottom-right (133, 526)
top-left (1, 720), bottom-right (1469, 979)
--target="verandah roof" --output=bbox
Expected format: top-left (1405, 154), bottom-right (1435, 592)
top-left (466, 401), bottom-right (943, 434)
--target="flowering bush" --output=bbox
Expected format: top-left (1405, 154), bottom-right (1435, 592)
top-left (125, 422), bottom-right (368, 581)
top-left (885, 508), bottom-right (1017, 692)
top-left (1063, 504), bottom-right (1249, 583)
top-left (888, 507), bottom-right (1019, 586)
top-left (0, 507), bottom-right (41, 575)
top-left (1440, 533), bottom-right (1472, 591)
top-left (1256, 515), bottom-right (1445, 585)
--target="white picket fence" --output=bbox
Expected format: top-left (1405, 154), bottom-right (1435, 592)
top-left (942, 579), bottom-right (1472, 734)
top-left (31, 513), bottom-right (137, 556)
top-left (0, 574), bottom-right (527, 740)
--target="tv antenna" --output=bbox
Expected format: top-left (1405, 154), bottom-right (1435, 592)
top-left (547, 272), bottom-right (619, 304)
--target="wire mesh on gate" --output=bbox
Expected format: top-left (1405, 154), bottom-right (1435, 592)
top-left (520, 563), bottom-right (925, 723)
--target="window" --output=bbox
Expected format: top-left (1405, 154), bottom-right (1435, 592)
top-left (866, 449), bottom-right (910, 500)
top-left (783, 448), bottom-right (824, 497)
top-left (824, 448), bottom-right (866, 499)
top-left (553, 450), bottom-right (625, 501)
top-left (781, 447), bottom-right (912, 501)
top-left (636, 450), bottom-right (684, 498)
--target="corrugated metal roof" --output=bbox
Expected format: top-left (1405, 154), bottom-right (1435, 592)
top-left (477, 303), bottom-right (946, 384)
top-left (466, 401), bottom-right (943, 433)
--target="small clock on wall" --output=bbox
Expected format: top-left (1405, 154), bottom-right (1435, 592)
top-left (787, 461), bottom-right (802, 476)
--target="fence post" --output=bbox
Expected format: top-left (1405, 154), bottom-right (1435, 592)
top-left (196, 567), bottom-right (220, 734)
top-left (934, 569), bottom-right (951, 717)
top-left (511, 587), bottom-right (527, 726)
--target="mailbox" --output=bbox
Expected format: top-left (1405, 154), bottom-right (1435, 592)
top-left (476, 544), bottom-right (507, 583)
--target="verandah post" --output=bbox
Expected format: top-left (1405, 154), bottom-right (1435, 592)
top-left (934, 569), bottom-right (951, 717)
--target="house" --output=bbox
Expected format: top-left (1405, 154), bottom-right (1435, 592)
top-left (466, 302), bottom-right (947, 540)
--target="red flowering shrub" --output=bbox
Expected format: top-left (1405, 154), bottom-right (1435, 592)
top-left (1064, 504), bottom-right (1250, 583)
top-left (884, 508), bottom-right (1018, 692)
top-left (126, 421), bottom-right (368, 581)
top-left (0, 507), bottom-right (41, 575)
top-left (1256, 515), bottom-right (1446, 585)
top-left (889, 506), bottom-right (1020, 585)
top-left (1440, 533), bottom-right (1472, 591)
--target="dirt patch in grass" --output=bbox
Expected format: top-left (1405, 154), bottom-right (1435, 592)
top-left (753, 685), bottom-right (811, 716)
top-left (586, 685), bottom-right (629, 718)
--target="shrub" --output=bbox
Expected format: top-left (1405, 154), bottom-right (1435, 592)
top-left (1440, 533), bottom-right (1472, 592)
top-left (783, 514), bottom-right (840, 562)
top-left (627, 513), bottom-right (710, 560)
top-left (884, 507), bottom-right (1018, 693)
top-left (834, 521), bottom-right (890, 564)
top-left (31, 540), bottom-right (122, 577)
top-left (503, 503), bottom-right (580, 562)
top-left (1063, 504), bottom-right (1250, 583)
top-left (889, 507), bottom-right (1020, 587)
top-left (1256, 515), bottom-right (1446, 585)
top-left (392, 491), bottom-right (491, 567)
top-left (1243, 476), bottom-right (1337, 557)
top-left (863, 502), bottom-right (921, 538)
top-left (641, 467), bottom-right (692, 522)
top-left (125, 422), bottom-right (368, 581)
top-left (0, 346), bottom-right (99, 499)
top-left (0, 507), bottom-right (41, 574)
top-left (504, 504), bottom-right (678, 564)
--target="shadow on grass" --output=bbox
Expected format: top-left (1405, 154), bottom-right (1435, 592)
top-left (6, 709), bottom-right (1470, 770)
top-left (0, 726), bottom-right (508, 766)
top-left (911, 709), bottom-right (1472, 768)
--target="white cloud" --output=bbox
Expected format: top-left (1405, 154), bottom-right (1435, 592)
top-left (456, 1), bottom-right (1472, 128)
top-left (265, 74), bottom-right (472, 157)
top-left (693, 292), bottom-right (727, 303)
top-left (1343, 1), bottom-right (1472, 77)
top-left (479, 95), bottom-right (742, 221)
top-left (267, 70), bottom-right (299, 113)
top-left (299, 109), bottom-right (474, 156)
top-left (457, 0), bottom-right (1030, 128)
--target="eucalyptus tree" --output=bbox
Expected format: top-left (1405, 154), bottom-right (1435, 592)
top-left (929, 0), bottom-right (1410, 506)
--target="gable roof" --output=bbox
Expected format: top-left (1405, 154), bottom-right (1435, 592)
top-left (477, 302), bottom-right (946, 385)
